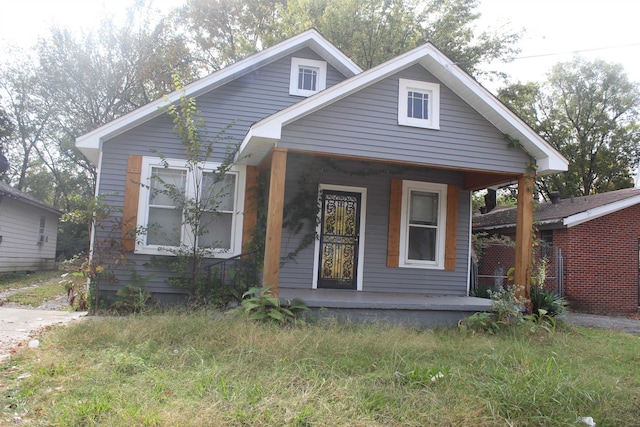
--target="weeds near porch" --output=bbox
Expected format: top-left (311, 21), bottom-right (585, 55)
top-left (237, 286), bottom-right (309, 324)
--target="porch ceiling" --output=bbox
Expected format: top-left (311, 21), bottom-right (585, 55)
top-left (257, 148), bottom-right (522, 191)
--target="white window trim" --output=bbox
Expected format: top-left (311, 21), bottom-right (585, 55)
top-left (398, 78), bottom-right (440, 130)
top-left (398, 180), bottom-right (447, 269)
top-left (311, 184), bottom-right (367, 291)
top-left (289, 57), bottom-right (327, 97)
top-left (135, 156), bottom-right (246, 258)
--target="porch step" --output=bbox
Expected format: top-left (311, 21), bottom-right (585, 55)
top-left (279, 288), bottom-right (492, 311)
top-left (278, 288), bottom-right (492, 327)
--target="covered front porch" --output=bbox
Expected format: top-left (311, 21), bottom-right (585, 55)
top-left (255, 148), bottom-right (536, 301)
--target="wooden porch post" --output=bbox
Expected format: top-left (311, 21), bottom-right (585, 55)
top-left (514, 173), bottom-right (535, 301)
top-left (262, 148), bottom-right (287, 297)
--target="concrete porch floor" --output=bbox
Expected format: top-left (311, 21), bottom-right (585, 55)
top-left (278, 288), bottom-right (492, 327)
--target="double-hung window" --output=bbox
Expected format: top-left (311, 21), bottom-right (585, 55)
top-left (398, 79), bottom-right (440, 129)
top-left (136, 157), bottom-right (245, 257)
top-left (399, 180), bottom-right (447, 268)
top-left (289, 57), bottom-right (327, 97)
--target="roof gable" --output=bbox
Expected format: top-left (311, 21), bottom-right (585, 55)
top-left (76, 29), bottom-right (362, 165)
top-left (237, 42), bottom-right (568, 175)
top-left (276, 64), bottom-right (533, 174)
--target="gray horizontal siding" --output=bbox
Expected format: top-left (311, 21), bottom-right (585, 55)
top-left (279, 64), bottom-right (531, 174)
top-left (0, 199), bottom-right (58, 272)
top-left (96, 48), bottom-right (348, 293)
top-left (278, 154), bottom-right (470, 296)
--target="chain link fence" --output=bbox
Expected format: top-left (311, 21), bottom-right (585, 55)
top-left (471, 236), bottom-right (563, 296)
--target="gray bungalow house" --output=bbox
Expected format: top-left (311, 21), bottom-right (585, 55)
top-left (0, 182), bottom-right (60, 272)
top-left (76, 30), bottom-right (567, 323)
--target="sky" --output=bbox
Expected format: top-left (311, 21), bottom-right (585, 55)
top-left (0, 0), bottom-right (639, 93)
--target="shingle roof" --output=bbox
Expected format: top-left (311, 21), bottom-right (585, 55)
top-left (473, 187), bottom-right (640, 230)
top-left (0, 182), bottom-right (61, 216)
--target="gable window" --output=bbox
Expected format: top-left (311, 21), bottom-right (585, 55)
top-left (289, 57), bottom-right (327, 97)
top-left (298, 66), bottom-right (318, 91)
top-left (399, 180), bottom-right (447, 268)
top-left (136, 157), bottom-right (246, 257)
top-left (398, 78), bottom-right (440, 129)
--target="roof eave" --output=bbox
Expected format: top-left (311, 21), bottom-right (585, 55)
top-left (417, 50), bottom-right (568, 176)
top-left (563, 194), bottom-right (640, 228)
top-left (76, 29), bottom-right (362, 167)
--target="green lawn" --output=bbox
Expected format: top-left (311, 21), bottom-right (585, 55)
top-left (1, 312), bottom-right (639, 426)
top-left (2, 280), bottom-right (67, 307)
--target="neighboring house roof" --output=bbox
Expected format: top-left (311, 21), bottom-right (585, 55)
top-left (0, 182), bottom-right (61, 216)
top-left (236, 41), bottom-right (568, 175)
top-left (76, 29), bottom-right (362, 165)
top-left (473, 187), bottom-right (640, 230)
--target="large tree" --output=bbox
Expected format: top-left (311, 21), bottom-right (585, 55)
top-left (178, 0), bottom-right (520, 75)
top-left (0, 102), bottom-right (14, 180)
top-left (499, 57), bottom-right (640, 198)
top-left (0, 1), bottom-right (197, 201)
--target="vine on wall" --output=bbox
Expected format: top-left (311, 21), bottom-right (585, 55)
top-left (253, 154), bottom-right (429, 266)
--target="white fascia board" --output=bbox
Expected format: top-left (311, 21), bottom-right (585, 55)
top-left (305, 32), bottom-right (362, 76)
top-left (235, 131), bottom-right (280, 165)
top-left (563, 194), bottom-right (640, 228)
top-left (76, 29), bottom-right (361, 167)
top-left (417, 49), bottom-right (568, 175)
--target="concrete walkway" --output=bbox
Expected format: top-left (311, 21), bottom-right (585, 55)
top-left (0, 307), bottom-right (87, 360)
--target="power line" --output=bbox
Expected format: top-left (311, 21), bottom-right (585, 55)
top-left (512, 42), bottom-right (640, 61)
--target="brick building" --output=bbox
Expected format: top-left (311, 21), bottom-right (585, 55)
top-left (473, 188), bottom-right (640, 314)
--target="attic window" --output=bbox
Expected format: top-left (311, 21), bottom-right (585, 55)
top-left (289, 57), bottom-right (327, 97)
top-left (398, 79), bottom-right (440, 130)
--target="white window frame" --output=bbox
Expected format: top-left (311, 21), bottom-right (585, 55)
top-left (398, 180), bottom-right (447, 269)
top-left (289, 57), bottom-right (327, 97)
top-left (135, 157), bottom-right (246, 258)
top-left (398, 78), bottom-right (440, 130)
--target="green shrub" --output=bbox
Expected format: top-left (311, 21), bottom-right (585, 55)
top-left (237, 286), bottom-right (309, 324)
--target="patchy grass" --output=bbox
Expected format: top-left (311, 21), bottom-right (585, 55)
top-left (0, 270), bottom-right (60, 291)
top-left (2, 280), bottom-right (67, 307)
top-left (1, 313), bottom-right (639, 426)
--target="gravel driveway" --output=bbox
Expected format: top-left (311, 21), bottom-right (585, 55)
top-left (561, 312), bottom-right (640, 335)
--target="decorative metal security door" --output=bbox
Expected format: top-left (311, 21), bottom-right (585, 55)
top-left (317, 190), bottom-right (361, 289)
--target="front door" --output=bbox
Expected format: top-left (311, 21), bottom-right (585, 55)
top-left (317, 189), bottom-right (361, 289)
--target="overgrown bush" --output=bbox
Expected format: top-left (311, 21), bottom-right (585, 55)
top-left (530, 285), bottom-right (566, 317)
top-left (460, 284), bottom-right (563, 334)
